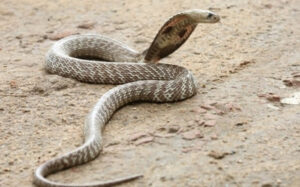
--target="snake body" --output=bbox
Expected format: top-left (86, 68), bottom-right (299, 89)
top-left (34, 9), bottom-right (220, 187)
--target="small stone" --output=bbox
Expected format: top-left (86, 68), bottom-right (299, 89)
top-left (47, 31), bottom-right (79, 40)
top-left (182, 129), bottom-right (203, 140)
top-left (283, 79), bottom-right (293, 87)
top-left (130, 132), bottom-right (148, 141)
top-left (16, 35), bottom-right (23, 39)
top-left (239, 60), bottom-right (253, 66)
top-left (208, 150), bottom-right (235, 159)
top-left (267, 104), bottom-right (279, 110)
top-left (281, 92), bottom-right (300, 105)
top-left (3, 168), bottom-right (10, 172)
top-left (151, 133), bottom-right (175, 138)
top-left (77, 22), bottom-right (96, 29)
top-left (9, 80), bottom-right (17, 88)
top-left (210, 134), bottom-right (218, 140)
top-left (156, 127), bottom-right (166, 131)
top-left (134, 37), bottom-right (148, 44)
top-left (134, 136), bottom-right (154, 145)
top-left (190, 108), bottom-right (207, 113)
top-left (258, 93), bottom-right (281, 102)
top-left (208, 151), bottom-right (226, 159)
top-left (200, 104), bottom-right (214, 110)
top-left (204, 120), bottom-right (216, 127)
top-left (195, 119), bottom-right (205, 126)
top-left (283, 79), bottom-right (300, 87)
top-left (235, 121), bottom-right (247, 126)
top-left (204, 113), bottom-right (218, 120)
top-left (168, 126), bottom-right (180, 133)
top-left (266, 95), bottom-right (280, 102)
top-left (160, 176), bottom-right (167, 182)
top-left (105, 141), bottom-right (120, 147)
top-left (261, 182), bottom-right (273, 187)
top-left (263, 4), bottom-right (272, 9)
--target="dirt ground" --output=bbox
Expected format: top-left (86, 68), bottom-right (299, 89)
top-left (0, 0), bottom-right (299, 186)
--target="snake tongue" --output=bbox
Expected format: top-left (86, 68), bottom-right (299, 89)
top-left (143, 14), bottom-right (197, 63)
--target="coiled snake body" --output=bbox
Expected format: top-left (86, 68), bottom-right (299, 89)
top-left (34, 9), bottom-right (220, 187)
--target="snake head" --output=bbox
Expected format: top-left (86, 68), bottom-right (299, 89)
top-left (185, 9), bottom-right (220, 23)
top-left (143, 9), bottom-right (220, 63)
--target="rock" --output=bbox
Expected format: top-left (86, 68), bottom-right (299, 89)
top-left (130, 132), bottom-right (148, 141)
top-left (9, 80), bottom-right (17, 88)
top-left (47, 31), bottom-right (79, 40)
top-left (134, 136), bottom-right (154, 145)
top-left (168, 126), bottom-right (180, 133)
top-left (195, 119), bottom-right (205, 126)
top-left (134, 37), bottom-right (149, 44)
top-left (105, 141), bottom-right (120, 147)
top-left (182, 129), bottom-right (203, 140)
top-left (261, 182), bottom-right (273, 187)
top-left (280, 92), bottom-right (300, 105)
top-left (151, 133), bottom-right (175, 138)
top-left (239, 60), bottom-right (254, 66)
top-left (204, 120), bottom-right (216, 127)
top-left (258, 93), bottom-right (281, 102)
top-left (208, 150), bottom-right (235, 159)
top-left (283, 79), bottom-right (300, 87)
top-left (266, 104), bottom-right (279, 110)
top-left (266, 95), bottom-right (281, 102)
top-left (235, 121), bottom-right (247, 126)
top-left (210, 134), bottom-right (218, 140)
top-left (77, 21), bottom-right (96, 29)
top-left (189, 108), bottom-right (207, 113)
top-left (200, 104), bottom-right (214, 110)
top-left (263, 4), bottom-right (273, 9)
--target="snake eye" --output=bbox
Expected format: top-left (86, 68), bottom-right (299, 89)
top-left (207, 13), bottom-right (213, 19)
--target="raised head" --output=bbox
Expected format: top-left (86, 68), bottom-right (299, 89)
top-left (183, 9), bottom-right (220, 23)
top-left (143, 9), bottom-right (220, 63)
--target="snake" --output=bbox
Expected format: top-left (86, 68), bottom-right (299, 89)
top-left (34, 9), bottom-right (220, 187)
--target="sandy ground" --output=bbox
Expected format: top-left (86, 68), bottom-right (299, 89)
top-left (0, 0), bottom-right (300, 186)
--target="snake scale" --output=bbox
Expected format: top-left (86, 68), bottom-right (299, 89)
top-left (34, 9), bottom-right (220, 187)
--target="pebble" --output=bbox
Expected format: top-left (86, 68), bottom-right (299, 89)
top-left (239, 60), bottom-right (254, 67)
top-left (134, 136), bottom-right (154, 145)
top-left (190, 107), bottom-right (207, 113)
top-left (47, 31), bottom-right (79, 40)
top-left (168, 126), bottom-right (180, 133)
top-left (283, 79), bottom-right (300, 87)
top-left (204, 113), bottom-right (218, 120)
top-left (182, 129), bottom-right (203, 140)
top-left (77, 21), bottom-right (96, 29)
top-left (208, 150), bottom-right (235, 159)
top-left (266, 104), bottom-right (280, 110)
top-left (261, 182), bottom-right (273, 187)
top-left (210, 134), bottom-right (218, 140)
top-left (9, 80), bottom-right (17, 88)
top-left (204, 120), bottom-right (216, 127)
top-left (280, 92), bottom-right (300, 105)
top-left (235, 121), bottom-right (247, 126)
top-left (200, 104), bottom-right (214, 110)
top-left (130, 132), bottom-right (148, 141)
top-left (258, 93), bottom-right (281, 102)
top-left (195, 119), bottom-right (205, 126)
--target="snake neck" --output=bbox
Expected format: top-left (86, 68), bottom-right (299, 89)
top-left (141, 14), bottom-right (198, 63)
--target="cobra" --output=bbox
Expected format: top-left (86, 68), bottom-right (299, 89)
top-left (34, 9), bottom-right (220, 187)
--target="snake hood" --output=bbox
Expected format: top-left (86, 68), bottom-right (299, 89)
top-left (144, 9), bottom-right (220, 62)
